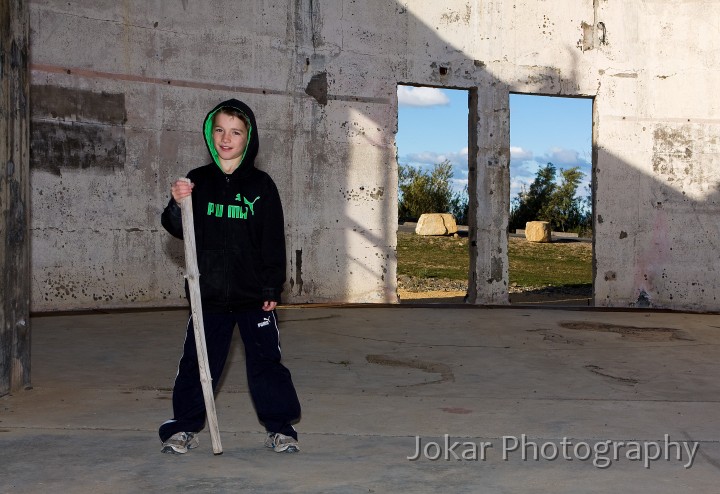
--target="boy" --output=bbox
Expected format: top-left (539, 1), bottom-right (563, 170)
top-left (159, 98), bottom-right (301, 454)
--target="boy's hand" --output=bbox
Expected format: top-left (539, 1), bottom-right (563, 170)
top-left (262, 301), bottom-right (277, 311)
top-left (171, 178), bottom-right (194, 203)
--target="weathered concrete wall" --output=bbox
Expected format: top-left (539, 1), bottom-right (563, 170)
top-left (27, 0), bottom-right (720, 312)
top-left (590, 3), bottom-right (720, 310)
top-left (1, 0), bottom-right (31, 394)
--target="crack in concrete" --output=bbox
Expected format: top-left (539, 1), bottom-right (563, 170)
top-left (584, 364), bottom-right (639, 385)
top-left (326, 330), bottom-right (509, 349)
top-left (366, 354), bottom-right (454, 386)
top-left (528, 328), bottom-right (585, 345)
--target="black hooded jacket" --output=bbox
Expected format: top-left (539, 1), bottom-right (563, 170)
top-left (161, 99), bottom-right (286, 311)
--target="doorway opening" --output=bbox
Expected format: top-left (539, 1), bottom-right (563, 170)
top-left (508, 93), bottom-right (594, 306)
top-left (395, 84), bottom-right (471, 304)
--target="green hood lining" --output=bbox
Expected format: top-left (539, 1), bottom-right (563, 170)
top-left (204, 108), bottom-right (253, 173)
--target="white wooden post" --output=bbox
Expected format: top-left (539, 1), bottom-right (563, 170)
top-left (179, 178), bottom-right (223, 455)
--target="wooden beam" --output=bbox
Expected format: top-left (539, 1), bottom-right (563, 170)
top-left (0, 0), bottom-right (31, 396)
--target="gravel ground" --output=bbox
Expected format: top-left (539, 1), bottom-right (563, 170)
top-left (397, 275), bottom-right (468, 293)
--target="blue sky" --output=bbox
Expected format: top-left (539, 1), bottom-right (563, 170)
top-left (396, 86), bottom-right (593, 203)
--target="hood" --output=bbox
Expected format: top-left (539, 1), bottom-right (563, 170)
top-left (203, 98), bottom-right (259, 174)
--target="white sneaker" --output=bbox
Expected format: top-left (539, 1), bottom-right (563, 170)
top-left (161, 432), bottom-right (199, 454)
top-left (264, 432), bottom-right (300, 453)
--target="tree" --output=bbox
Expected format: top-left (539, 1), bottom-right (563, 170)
top-left (541, 166), bottom-right (585, 232)
top-left (449, 184), bottom-right (469, 226)
top-left (398, 160), bottom-right (455, 221)
top-left (578, 184), bottom-right (593, 235)
top-left (509, 163), bottom-right (589, 233)
top-left (509, 162), bottom-right (557, 231)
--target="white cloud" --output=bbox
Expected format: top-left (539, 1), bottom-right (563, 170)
top-left (510, 146), bottom-right (533, 161)
top-left (403, 151), bottom-right (444, 165)
top-left (402, 148), bottom-right (468, 167)
top-left (451, 177), bottom-right (469, 193)
top-left (509, 160), bottom-right (539, 199)
top-left (512, 160), bottom-right (539, 179)
top-left (397, 86), bottom-right (450, 107)
top-left (535, 147), bottom-right (590, 167)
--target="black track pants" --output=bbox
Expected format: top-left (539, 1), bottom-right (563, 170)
top-left (159, 309), bottom-right (301, 442)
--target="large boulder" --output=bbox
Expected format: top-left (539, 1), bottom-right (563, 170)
top-left (525, 221), bottom-right (552, 242)
top-left (415, 213), bottom-right (458, 236)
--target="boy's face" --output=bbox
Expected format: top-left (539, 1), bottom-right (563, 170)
top-left (212, 112), bottom-right (248, 164)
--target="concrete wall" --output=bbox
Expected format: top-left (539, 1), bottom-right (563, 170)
top-left (27, 0), bottom-right (720, 312)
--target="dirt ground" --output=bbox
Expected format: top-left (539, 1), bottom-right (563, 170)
top-left (398, 289), bottom-right (467, 303)
top-left (398, 278), bottom-right (593, 306)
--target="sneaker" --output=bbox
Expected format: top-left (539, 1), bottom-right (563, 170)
top-left (161, 432), bottom-right (199, 454)
top-left (264, 432), bottom-right (276, 449)
top-left (264, 432), bottom-right (300, 453)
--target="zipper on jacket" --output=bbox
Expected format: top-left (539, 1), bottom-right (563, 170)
top-left (223, 175), bottom-right (231, 306)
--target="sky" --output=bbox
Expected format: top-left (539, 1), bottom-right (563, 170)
top-left (396, 86), bottom-right (593, 204)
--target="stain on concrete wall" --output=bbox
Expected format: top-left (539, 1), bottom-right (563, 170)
top-left (30, 85), bottom-right (126, 175)
top-left (652, 126), bottom-right (693, 180)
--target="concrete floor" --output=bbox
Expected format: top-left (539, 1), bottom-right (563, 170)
top-left (2, 305), bottom-right (720, 493)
